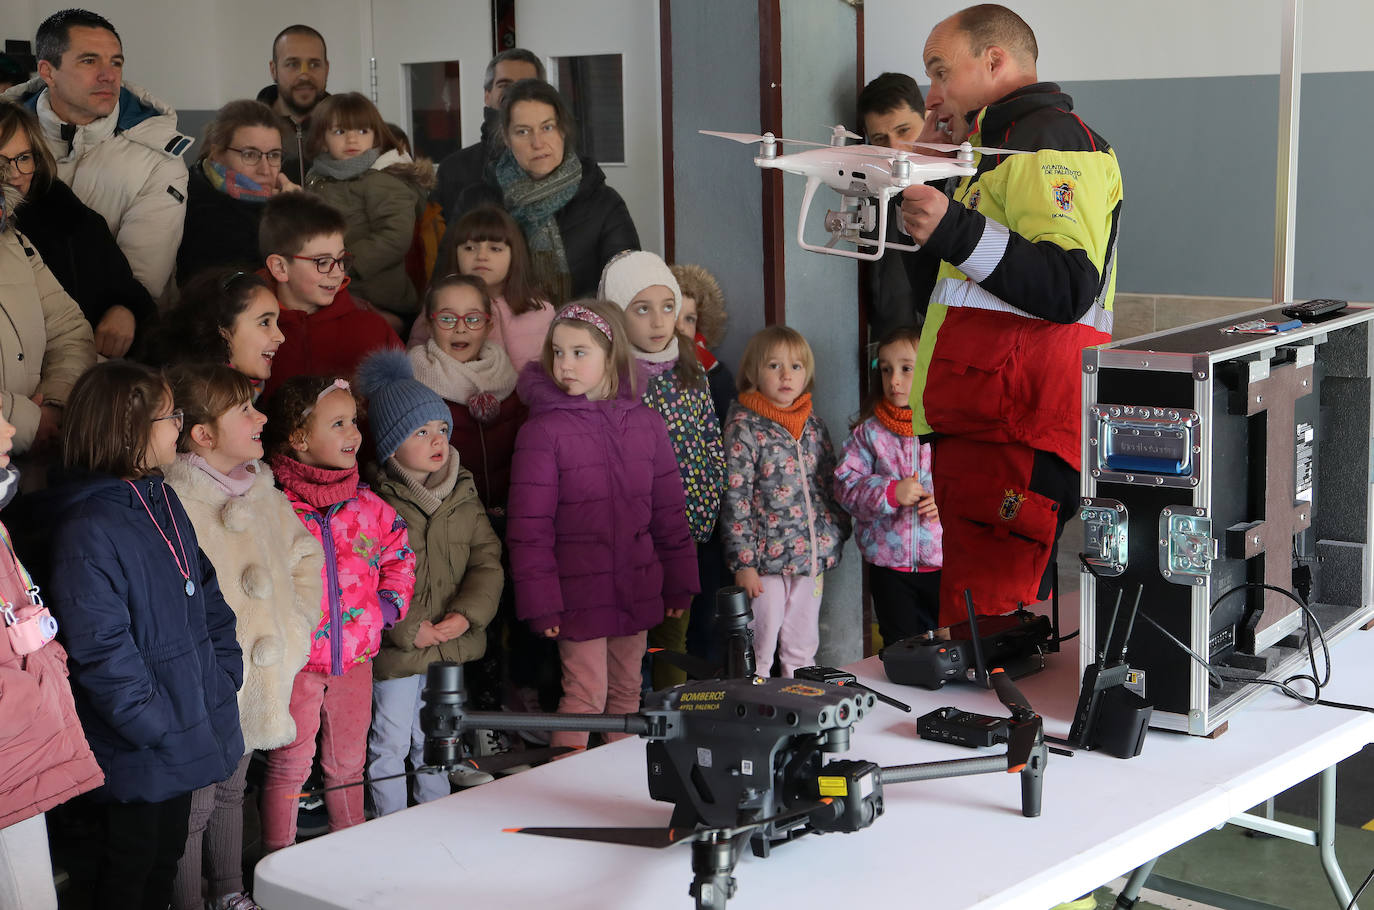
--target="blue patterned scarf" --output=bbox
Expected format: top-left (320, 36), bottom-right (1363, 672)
top-left (494, 148), bottom-right (581, 303)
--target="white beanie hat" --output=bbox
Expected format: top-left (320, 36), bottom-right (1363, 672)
top-left (598, 250), bottom-right (682, 317)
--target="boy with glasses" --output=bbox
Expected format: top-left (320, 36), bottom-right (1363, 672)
top-left (257, 193), bottom-right (400, 397)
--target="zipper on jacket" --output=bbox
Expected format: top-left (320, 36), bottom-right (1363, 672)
top-left (319, 503), bottom-right (345, 675)
top-left (477, 421), bottom-right (491, 507)
top-left (910, 436), bottom-right (919, 569)
top-left (295, 123), bottom-right (306, 186)
top-left (794, 433), bottom-right (820, 578)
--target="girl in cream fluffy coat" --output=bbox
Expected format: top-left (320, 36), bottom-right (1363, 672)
top-left (164, 363), bottom-right (323, 910)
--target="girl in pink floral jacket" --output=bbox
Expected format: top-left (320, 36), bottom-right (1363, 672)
top-left (836, 327), bottom-right (943, 645)
top-left (258, 375), bottom-right (416, 851)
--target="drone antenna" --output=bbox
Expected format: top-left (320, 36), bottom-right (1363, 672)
top-left (964, 589), bottom-right (989, 687)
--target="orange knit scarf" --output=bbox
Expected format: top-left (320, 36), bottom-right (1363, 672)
top-left (739, 391), bottom-right (812, 439)
top-left (874, 399), bottom-right (916, 437)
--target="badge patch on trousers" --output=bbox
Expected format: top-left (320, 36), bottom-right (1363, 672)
top-left (999, 489), bottom-right (1026, 521)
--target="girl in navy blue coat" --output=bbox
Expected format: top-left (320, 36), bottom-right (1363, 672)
top-left (47, 361), bottom-right (244, 910)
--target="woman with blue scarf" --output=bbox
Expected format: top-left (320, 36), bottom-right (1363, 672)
top-left (176, 99), bottom-right (298, 288)
top-left (453, 79), bottom-right (640, 304)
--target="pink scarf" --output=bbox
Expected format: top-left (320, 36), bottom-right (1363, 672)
top-left (269, 455), bottom-right (360, 511)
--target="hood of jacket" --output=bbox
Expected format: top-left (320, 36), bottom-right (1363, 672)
top-left (516, 358), bottom-right (648, 416)
top-left (0, 182), bottom-right (17, 235)
top-left (569, 153), bottom-right (610, 204)
top-left (375, 149), bottom-right (438, 194)
top-left (6, 77), bottom-right (192, 161)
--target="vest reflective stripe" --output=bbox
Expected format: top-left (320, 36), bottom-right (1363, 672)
top-left (930, 276), bottom-right (1115, 336)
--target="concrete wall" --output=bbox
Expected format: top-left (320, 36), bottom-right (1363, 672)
top-left (668, 0), bottom-right (766, 376)
top-left (863, 0), bottom-right (1374, 303)
top-left (670, 0), bottom-right (865, 665)
top-left (779, 0), bottom-right (862, 667)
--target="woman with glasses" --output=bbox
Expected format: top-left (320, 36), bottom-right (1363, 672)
top-left (177, 100), bottom-right (298, 288)
top-left (0, 100), bottom-right (155, 359)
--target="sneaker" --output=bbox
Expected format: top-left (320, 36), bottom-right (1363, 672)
top-left (468, 729), bottom-right (532, 776)
top-left (449, 764), bottom-right (495, 788)
top-left (208, 892), bottom-right (262, 910)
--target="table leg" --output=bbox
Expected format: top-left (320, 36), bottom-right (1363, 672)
top-left (1113, 858), bottom-right (1157, 909)
top-left (1318, 765), bottom-right (1358, 910)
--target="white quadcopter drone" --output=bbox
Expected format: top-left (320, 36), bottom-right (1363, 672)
top-left (700, 126), bottom-right (1026, 261)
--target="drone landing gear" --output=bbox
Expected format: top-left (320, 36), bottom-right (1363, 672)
top-left (690, 833), bottom-right (743, 910)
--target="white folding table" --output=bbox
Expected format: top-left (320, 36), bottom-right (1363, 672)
top-left (255, 636), bottom-right (1374, 910)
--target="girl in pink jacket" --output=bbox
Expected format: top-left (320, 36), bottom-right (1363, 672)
top-left (257, 375), bottom-right (416, 851)
top-left (835, 326), bottom-right (943, 644)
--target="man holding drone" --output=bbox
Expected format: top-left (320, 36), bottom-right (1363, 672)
top-left (899, 4), bottom-right (1123, 625)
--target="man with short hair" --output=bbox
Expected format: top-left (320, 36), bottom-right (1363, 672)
top-left (857, 71), bottom-right (938, 336)
top-left (4, 8), bottom-right (192, 351)
top-left (433, 47), bottom-right (544, 222)
top-left (257, 24), bottom-right (330, 186)
top-left (899, 4), bottom-right (1123, 629)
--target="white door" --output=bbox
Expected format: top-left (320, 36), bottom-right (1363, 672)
top-left (364, 0), bottom-right (493, 157)
top-left (513, 0), bottom-right (665, 255)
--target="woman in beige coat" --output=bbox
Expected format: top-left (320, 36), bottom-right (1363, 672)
top-left (0, 180), bottom-right (95, 455)
top-left (163, 364), bottom-right (323, 910)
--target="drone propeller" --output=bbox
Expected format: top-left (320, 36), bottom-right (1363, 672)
top-left (288, 746), bottom-right (574, 798)
top-left (506, 798), bottom-right (835, 850)
top-left (699, 129), bottom-right (830, 149)
top-left (894, 138), bottom-right (1030, 157)
top-left (989, 667), bottom-right (1042, 773)
top-left (826, 124), bottom-right (863, 142)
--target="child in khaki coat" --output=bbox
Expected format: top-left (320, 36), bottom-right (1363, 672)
top-left (357, 350), bottom-right (504, 811)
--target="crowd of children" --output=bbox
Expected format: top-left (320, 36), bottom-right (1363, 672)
top-left (0, 92), bottom-right (947, 910)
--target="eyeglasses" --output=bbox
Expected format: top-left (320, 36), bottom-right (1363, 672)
top-left (225, 147), bottom-right (284, 166)
top-left (0, 151), bottom-right (36, 176)
top-left (290, 253), bottom-right (355, 274)
top-left (152, 408), bottom-right (185, 431)
top-left (432, 312), bottom-right (491, 331)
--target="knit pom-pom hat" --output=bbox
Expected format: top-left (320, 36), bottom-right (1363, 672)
top-left (356, 349), bottom-right (452, 461)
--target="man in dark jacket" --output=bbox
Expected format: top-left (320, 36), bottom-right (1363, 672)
top-left (858, 71), bottom-right (940, 337)
top-left (434, 48), bottom-right (544, 223)
top-left (257, 24), bottom-right (329, 186)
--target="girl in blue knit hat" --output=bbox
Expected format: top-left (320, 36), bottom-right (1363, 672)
top-left (356, 350), bottom-right (505, 809)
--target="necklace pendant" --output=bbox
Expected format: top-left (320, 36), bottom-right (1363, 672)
top-left (185, 578), bottom-right (196, 597)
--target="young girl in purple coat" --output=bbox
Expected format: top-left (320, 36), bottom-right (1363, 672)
top-left (506, 300), bottom-right (697, 751)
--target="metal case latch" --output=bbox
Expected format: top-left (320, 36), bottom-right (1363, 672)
top-left (1159, 508), bottom-right (1215, 585)
top-left (1080, 498), bottom-right (1128, 576)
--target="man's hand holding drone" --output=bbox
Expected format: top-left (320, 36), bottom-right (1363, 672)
top-left (899, 184), bottom-right (950, 245)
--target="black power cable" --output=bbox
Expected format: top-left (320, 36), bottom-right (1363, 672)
top-left (1346, 864), bottom-right (1374, 910)
top-left (1078, 557), bottom-right (1374, 714)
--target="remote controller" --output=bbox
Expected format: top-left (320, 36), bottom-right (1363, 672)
top-left (1280, 298), bottom-right (1347, 321)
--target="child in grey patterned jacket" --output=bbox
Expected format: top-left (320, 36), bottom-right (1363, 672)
top-left (720, 326), bottom-right (850, 676)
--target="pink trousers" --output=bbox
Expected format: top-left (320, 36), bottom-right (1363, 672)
top-left (750, 574), bottom-right (824, 677)
top-left (553, 632), bottom-right (648, 749)
top-left (260, 663), bottom-right (372, 851)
